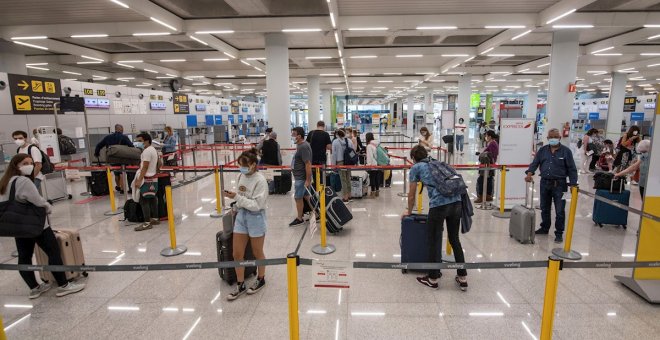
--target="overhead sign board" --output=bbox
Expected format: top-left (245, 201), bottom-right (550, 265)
top-left (8, 74), bottom-right (61, 114)
top-left (624, 97), bottom-right (637, 112)
top-left (230, 99), bottom-right (240, 114)
top-left (173, 94), bottom-right (189, 114)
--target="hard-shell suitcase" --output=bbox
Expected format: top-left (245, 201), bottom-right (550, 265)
top-left (273, 170), bottom-right (292, 194)
top-left (350, 174), bottom-right (368, 198)
top-left (87, 171), bottom-right (109, 196)
top-left (306, 187), bottom-right (352, 233)
top-left (35, 229), bottom-right (87, 283)
top-left (216, 231), bottom-right (257, 285)
top-left (593, 180), bottom-right (630, 228)
top-left (156, 175), bottom-right (170, 219)
top-left (509, 181), bottom-right (536, 244)
top-left (400, 214), bottom-right (443, 273)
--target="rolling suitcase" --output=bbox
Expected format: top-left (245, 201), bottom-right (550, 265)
top-left (273, 170), bottom-right (292, 194)
top-left (156, 174), bottom-right (171, 219)
top-left (35, 229), bottom-right (87, 283)
top-left (306, 187), bottom-right (352, 233)
top-left (350, 174), bottom-right (368, 198)
top-left (216, 231), bottom-right (257, 285)
top-left (593, 180), bottom-right (629, 228)
top-left (326, 172), bottom-right (342, 193)
top-left (509, 181), bottom-right (536, 244)
top-left (87, 171), bottom-right (109, 196)
top-left (400, 214), bottom-right (443, 273)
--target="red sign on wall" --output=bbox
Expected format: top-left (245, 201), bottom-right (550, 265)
top-left (568, 84), bottom-right (577, 93)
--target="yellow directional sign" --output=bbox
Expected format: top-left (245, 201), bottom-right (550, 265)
top-left (18, 80), bottom-right (29, 90)
top-left (31, 80), bottom-right (43, 92)
top-left (14, 95), bottom-right (31, 111)
top-left (45, 81), bottom-right (56, 93)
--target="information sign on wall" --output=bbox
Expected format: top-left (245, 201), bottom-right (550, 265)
top-left (230, 99), bottom-right (240, 114)
top-left (631, 112), bottom-right (645, 121)
top-left (8, 74), bottom-right (61, 114)
top-left (588, 112), bottom-right (600, 120)
top-left (624, 97), bottom-right (637, 112)
top-left (173, 94), bottom-right (189, 114)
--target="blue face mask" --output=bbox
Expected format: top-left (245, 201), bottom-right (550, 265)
top-left (239, 166), bottom-right (250, 174)
top-left (548, 138), bottom-right (560, 146)
top-left (134, 142), bottom-right (144, 149)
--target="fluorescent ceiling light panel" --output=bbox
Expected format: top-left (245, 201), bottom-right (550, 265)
top-left (593, 53), bottom-right (622, 56)
top-left (133, 32), bottom-right (170, 36)
top-left (416, 26), bottom-right (457, 30)
top-left (76, 61), bottom-right (102, 64)
top-left (383, 73), bottom-right (401, 75)
top-left (485, 25), bottom-right (526, 29)
top-left (537, 63), bottom-right (550, 68)
top-left (591, 46), bottom-right (614, 54)
top-left (62, 71), bottom-right (82, 75)
top-left (396, 54), bottom-right (423, 58)
top-left (378, 80), bottom-right (393, 83)
top-left (306, 56), bottom-right (333, 59)
top-left (350, 55), bottom-right (377, 59)
top-left (553, 25), bottom-right (594, 29)
top-left (480, 47), bottom-right (495, 55)
top-left (282, 28), bottom-right (322, 32)
top-left (25, 63), bottom-right (48, 66)
top-left (11, 36), bottom-right (47, 40)
top-left (441, 54), bottom-right (469, 57)
top-left (160, 59), bottom-right (186, 62)
top-left (203, 58), bottom-right (229, 61)
top-left (110, 0), bottom-right (129, 8)
top-left (487, 54), bottom-right (515, 57)
top-left (511, 30), bottom-right (532, 41)
top-left (25, 65), bottom-right (49, 71)
top-left (348, 27), bottom-right (388, 31)
top-left (71, 34), bottom-right (109, 38)
top-left (195, 30), bottom-right (234, 34)
top-left (189, 35), bottom-right (208, 46)
top-left (320, 73), bottom-right (339, 76)
top-left (546, 8), bottom-right (576, 24)
top-left (223, 52), bottom-right (236, 59)
top-left (150, 17), bottom-right (177, 31)
top-left (13, 41), bottom-right (48, 50)
top-left (115, 63), bottom-right (134, 68)
top-left (117, 60), bottom-right (143, 63)
top-left (641, 53), bottom-right (660, 56)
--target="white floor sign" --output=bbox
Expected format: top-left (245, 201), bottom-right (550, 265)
top-left (312, 260), bottom-right (352, 289)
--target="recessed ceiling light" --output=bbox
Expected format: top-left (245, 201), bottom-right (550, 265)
top-left (25, 65), bottom-right (49, 71)
top-left (115, 63), bottom-right (134, 68)
top-left (591, 46), bottom-right (614, 54)
top-left (71, 34), bottom-right (109, 38)
top-left (511, 30), bottom-right (532, 41)
top-left (306, 56), bottom-right (333, 60)
top-left (110, 0), bottom-right (129, 9)
top-left (10, 36), bottom-right (48, 40)
top-left (416, 26), bottom-right (457, 30)
top-left (485, 25), bottom-right (526, 29)
top-left (537, 63), bottom-right (550, 68)
top-left (282, 28), bottom-right (322, 33)
top-left (132, 32), bottom-right (171, 36)
top-left (195, 30), bottom-right (234, 34)
top-left (593, 53), bottom-right (622, 56)
top-left (77, 61), bottom-right (102, 64)
top-left (160, 59), bottom-right (186, 62)
top-left (487, 54), bottom-right (515, 57)
top-left (203, 58), bottom-right (229, 62)
top-left (62, 70), bottom-right (82, 75)
top-left (350, 55), bottom-right (378, 59)
top-left (441, 54), bottom-right (469, 57)
top-left (150, 17), bottom-right (177, 31)
top-left (247, 74), bottom-right (266, 77)
top-left (641, 53), bottom-right (660, 56)
top-left (480, 47), bottom-right (495, 55)
top-left (13, 41), bottom-right (48, 50)
top-left (644, 24), bottom-right (660, 28)
top-left (117, 60), bottom-right (143, 63)
top-left (546, 8), bottom-right (577, 24)
top-left (189, 35), bottom-right (208, 46)
top-left (348, 27), bottom-right (388, 31)
top-left (553, 25), bottom-right (594, 29)
top-left (320, 73), bottom-right (339, 76)
top-left (351, 73), bottom-right (370, 76)
top-left (396, 54), bottom-right (423, 58)
top-left (352, 80), bottom-right (368, 83)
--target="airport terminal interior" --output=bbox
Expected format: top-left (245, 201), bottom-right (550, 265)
top-left (0, 0), bottom-right (660, 339)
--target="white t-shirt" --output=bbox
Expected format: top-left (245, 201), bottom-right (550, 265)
top-left (140, 145), bottom-right (159, 177)
top-left (454, 124), bottom-right (467, 136)
top-left (18, 144), bottom-right (45, 180)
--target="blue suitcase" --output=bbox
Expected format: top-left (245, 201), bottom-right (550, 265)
top-left (400, 214), bottom-right (443, 274)
top-left (592, 189), bottom-right (630, 229)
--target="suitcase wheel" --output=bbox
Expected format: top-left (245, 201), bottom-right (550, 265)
top-left (401, 269), bottom-right (407, 274)
top-left (83, 272), bottom-right (89, 277)
top-left (598, 223), bottom-right (604, 228)
top-left (68, 194), bottom-right (73, 199)
top-left (622, 225), bottom-right (627, 229)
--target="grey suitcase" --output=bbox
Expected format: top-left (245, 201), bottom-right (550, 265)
top-left (509, 181), bottom-right (535, 244)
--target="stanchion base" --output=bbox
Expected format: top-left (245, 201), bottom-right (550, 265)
top-left (551, 248), bottom-right (582, 260)
top-left (475, 204), bottom-right (495, 211)
top-left (210, 211), bottom-right (224, 218)
top-left (161, 245), bottom-right (188, 257)
top-left (11, 250), bottom-right (18, 258)
top-left (104, 209), bottom-right (123, 216)
top-left (615, 275), bottom-right (660, 303)
top-left (312, 244), bottom-right (336, 255)
top-left (492, 211), bottom-right (511, 218)
top-left (397, 193), bottom-right (408, 197)
top-left (442, 254), bottom-right (456, 263)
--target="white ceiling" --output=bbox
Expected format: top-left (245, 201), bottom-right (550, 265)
top-left (1, 0), bottom-right (660, 101)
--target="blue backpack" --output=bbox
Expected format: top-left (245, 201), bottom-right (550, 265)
top-left (343, 139), bottom-right (359, 165)
top-left (423, 159), bottom-right (467, 197)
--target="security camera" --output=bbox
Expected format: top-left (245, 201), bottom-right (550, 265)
top-left (115, 91), bottom-right (121, 98)
top-left (0, 80), bottom-right (6, 90)
top-left (64, 86), bottom-right (72, 94)
top-left (138, 93), bottom-right (144, 99)
top-left (169, 97), bottom-right (173, 102)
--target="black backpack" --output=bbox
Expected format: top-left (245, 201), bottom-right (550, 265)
top-left (18, 145), bottom-right (54, 174)
top-left (58, 135), bottom-right (77, 155)
top-left (342, 139), bottom-right (358, 165)
top-left (123, 199), bottom-right (144, 222)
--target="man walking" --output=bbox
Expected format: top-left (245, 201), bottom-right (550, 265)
top-left (289, 127), bottom-right (312, 227)
top-left (525, 128), bottom-right (578, 243)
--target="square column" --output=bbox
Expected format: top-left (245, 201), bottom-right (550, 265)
top-left (321, 90), bottom-right (332, 129)
top-left (265, 33), bottom-right (290, 144)
top-left (525, 87), bottom-right (539, 119)
top-left (546, 30), bottom-right (580, 133)
top-left (307, 75), bottom-right (320, 130)
top-left (606, 72), bottom-right (628, 140)
top-left (457, 74), bottom-right (472, 124)
top-left (407, 95), bottom-right (415, 135)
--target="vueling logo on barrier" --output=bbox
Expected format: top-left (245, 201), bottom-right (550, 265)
top-left (391, 264), bottom-right (408, 269)
top-left (503, 262), bottom-right (521, 268)
top-left (186, 264), bottom-right (202, 269)
top-left (240, 261), bottom-right (256, 266)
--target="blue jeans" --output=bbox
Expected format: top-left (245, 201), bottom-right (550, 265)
top-left (33, 178), bottom-right (42, 195)
top-left (539, 179), bottom-right (567, 236)
top-left (455, 135), bottom-right (464, 152)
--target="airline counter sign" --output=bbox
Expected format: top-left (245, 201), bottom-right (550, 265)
top-left (8, 74), bottom-right (61, 114)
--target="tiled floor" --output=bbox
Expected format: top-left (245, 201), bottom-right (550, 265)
top-left (1, 129), bottom-right (658, 340)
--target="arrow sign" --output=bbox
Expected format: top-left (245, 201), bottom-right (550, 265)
top-left (18, 80), bottom-right (29, 90)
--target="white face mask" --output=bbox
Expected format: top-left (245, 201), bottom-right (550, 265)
top-left (19, 165), bottom-right (34, 176)
top-left (633, 131), bottom-right (639, 136)
top-left (14, 139), bottom-right (25, 147)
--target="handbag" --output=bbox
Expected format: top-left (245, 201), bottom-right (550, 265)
top-left (593, 172), bottom-right (626, 193)
top-left (0, 179), bottom-right (46, 238)
top-left (140, 177), bottom-right (158, 198)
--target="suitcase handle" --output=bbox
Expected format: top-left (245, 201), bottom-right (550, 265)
top-left (524, 180), bottom-right (534, 209)
top-left (406, 213), bottom-right (427, 223)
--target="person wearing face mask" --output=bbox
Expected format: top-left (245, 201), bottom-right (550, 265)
top-left (94, 124), bottom-right (134, 194)
top-left (418, 127), bottom-right (433, 152)
top-left (454, 118), bottom-right (467, 155)
top-left (475, 130), bottom-right (499, 204)
top-left (133, 133), bottom-right (160, 231)
top-left (525, 128), bottom-right (578, 243)
top-left (289, 127), bottom-right (313, 227)
top-left (224, 148), bottom-right (269, 300)
top-left (615, 139), bottom-right (651, 197)
top-left (162, 126), bottom-right (177, 166)
top-left (613, 126), bottom-right (642, 172)
top-left (12, 130), bottom-right (45, 193)
top-left (31, 128), bottom-right (41, 148)
top-left (0, 154), bottom-right (86, 299)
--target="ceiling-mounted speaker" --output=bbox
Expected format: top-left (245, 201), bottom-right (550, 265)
top-left (138, 93), bottom-right (144, 99)
top-left (169, 78), bottom-right (180, 92)
top-left (115, 91), bottom-right (121, 98)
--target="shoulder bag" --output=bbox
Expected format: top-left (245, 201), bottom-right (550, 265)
top-left (0, 179), bottom-right (46, 238)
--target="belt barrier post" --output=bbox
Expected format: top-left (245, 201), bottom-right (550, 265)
top-left (160, 185), bottom-right (187, 256)
top-left (493, 166), bottom-right (511, 218)
top-left (476, 168), bottom-right (493, 211)
top-left (312, 184), bottom-right (336, 255)
top-left (552, 186), bottom-right (582, 260)
top-left (121, 165), bottom-right (130, 202)
top-left (192, 147), bottom-right (198, 179)
top-left (416, 182), bottom-right (423, 213)
top-left (397, 157), bottom-right (409, 197)
top-left (540, 257), bottom-right (562, 340)
top-left (446, 238), bottom-right (453, 255)
top-left (436, 147), bottom-right (440, 161)
top-left (315, 168), bottom-right (321, 193)
top-left (0, 314), bottom-right (6, 340)
top-left (104, 166), bottom-right (122, 216)
top-left (210, 166), bottom-right (223, 218)
top-left (286, 254), bottom-right (300, 340)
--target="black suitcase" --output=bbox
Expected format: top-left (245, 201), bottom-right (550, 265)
top-left (123, 199), bottom-right (144, 222)
top-left (216, 231), bottom-right (257, 284)
top-left (87, 171), bottom-right (109, 196)
top-left (401, 214), bottom-right (442, 273)
top-left (156, 175), bottom-right (171, 219)
top-left (306, 187), bottom-right (352, 233)
top-left (273, 170), bottom-right (292, 194)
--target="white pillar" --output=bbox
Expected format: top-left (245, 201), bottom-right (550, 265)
top-left (396, 99), bottom-right (403, 128)
top-left (321, 90), bottom-right (332, 130)
top-left (0, 52), bottom-right (26, 74)
top-left (265, 33), bottom-right (290, 144)
top-left (407, 95), bottom-right (415, 135)
top-left (606, 72), bottom-right (627, 140)
top-left (547, 30), bottom-right (580, 133)
top-left (457, 74), bottom-right (472, 124)
top-left (632, 85), bottom-right (644, 96)
top-left (525, 87), bottom-right (539, 119)
top-left (307, 75), bottom-right (320, 130)
top-left (425, 90), bottom-right (433, 114)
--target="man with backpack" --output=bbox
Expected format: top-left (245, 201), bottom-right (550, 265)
top-left (12, 130), bottom-right (53, 193)
top-left (331, 129), bottom-right (357, 203)
top-left (403, 145), bottom-right (468, 291)
top-left (56, 128), bottom-right (77, 155)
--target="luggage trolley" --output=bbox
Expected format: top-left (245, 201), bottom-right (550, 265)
top-left (42, 170), bottom-right (73, 204)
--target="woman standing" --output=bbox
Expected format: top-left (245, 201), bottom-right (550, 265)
top-left (331, 129), bottom-right (354, 203)
top-left (475, 130), bottom-right (499, 203)
top-left (225, 149), bottom-right (269, 301)
top-left (418, 127), bottom-right (434, 152)
top-left (0, 154), bottom-right (85, 298)
top-left (614, 126), bottom-right (642, 171)
top-left (454, 118), bottom-right (467, 155)
top-left (615, 140), bottom-right (651, 197)
top-left (162, 126), bottom-right (177, 166)
top-left (365, 132), bottom-right (381, 198)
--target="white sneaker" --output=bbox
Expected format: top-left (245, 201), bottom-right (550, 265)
top-left (56, 281), bottom-right (85, 297)
top-left (29, 282), bottom-right (52, 299)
